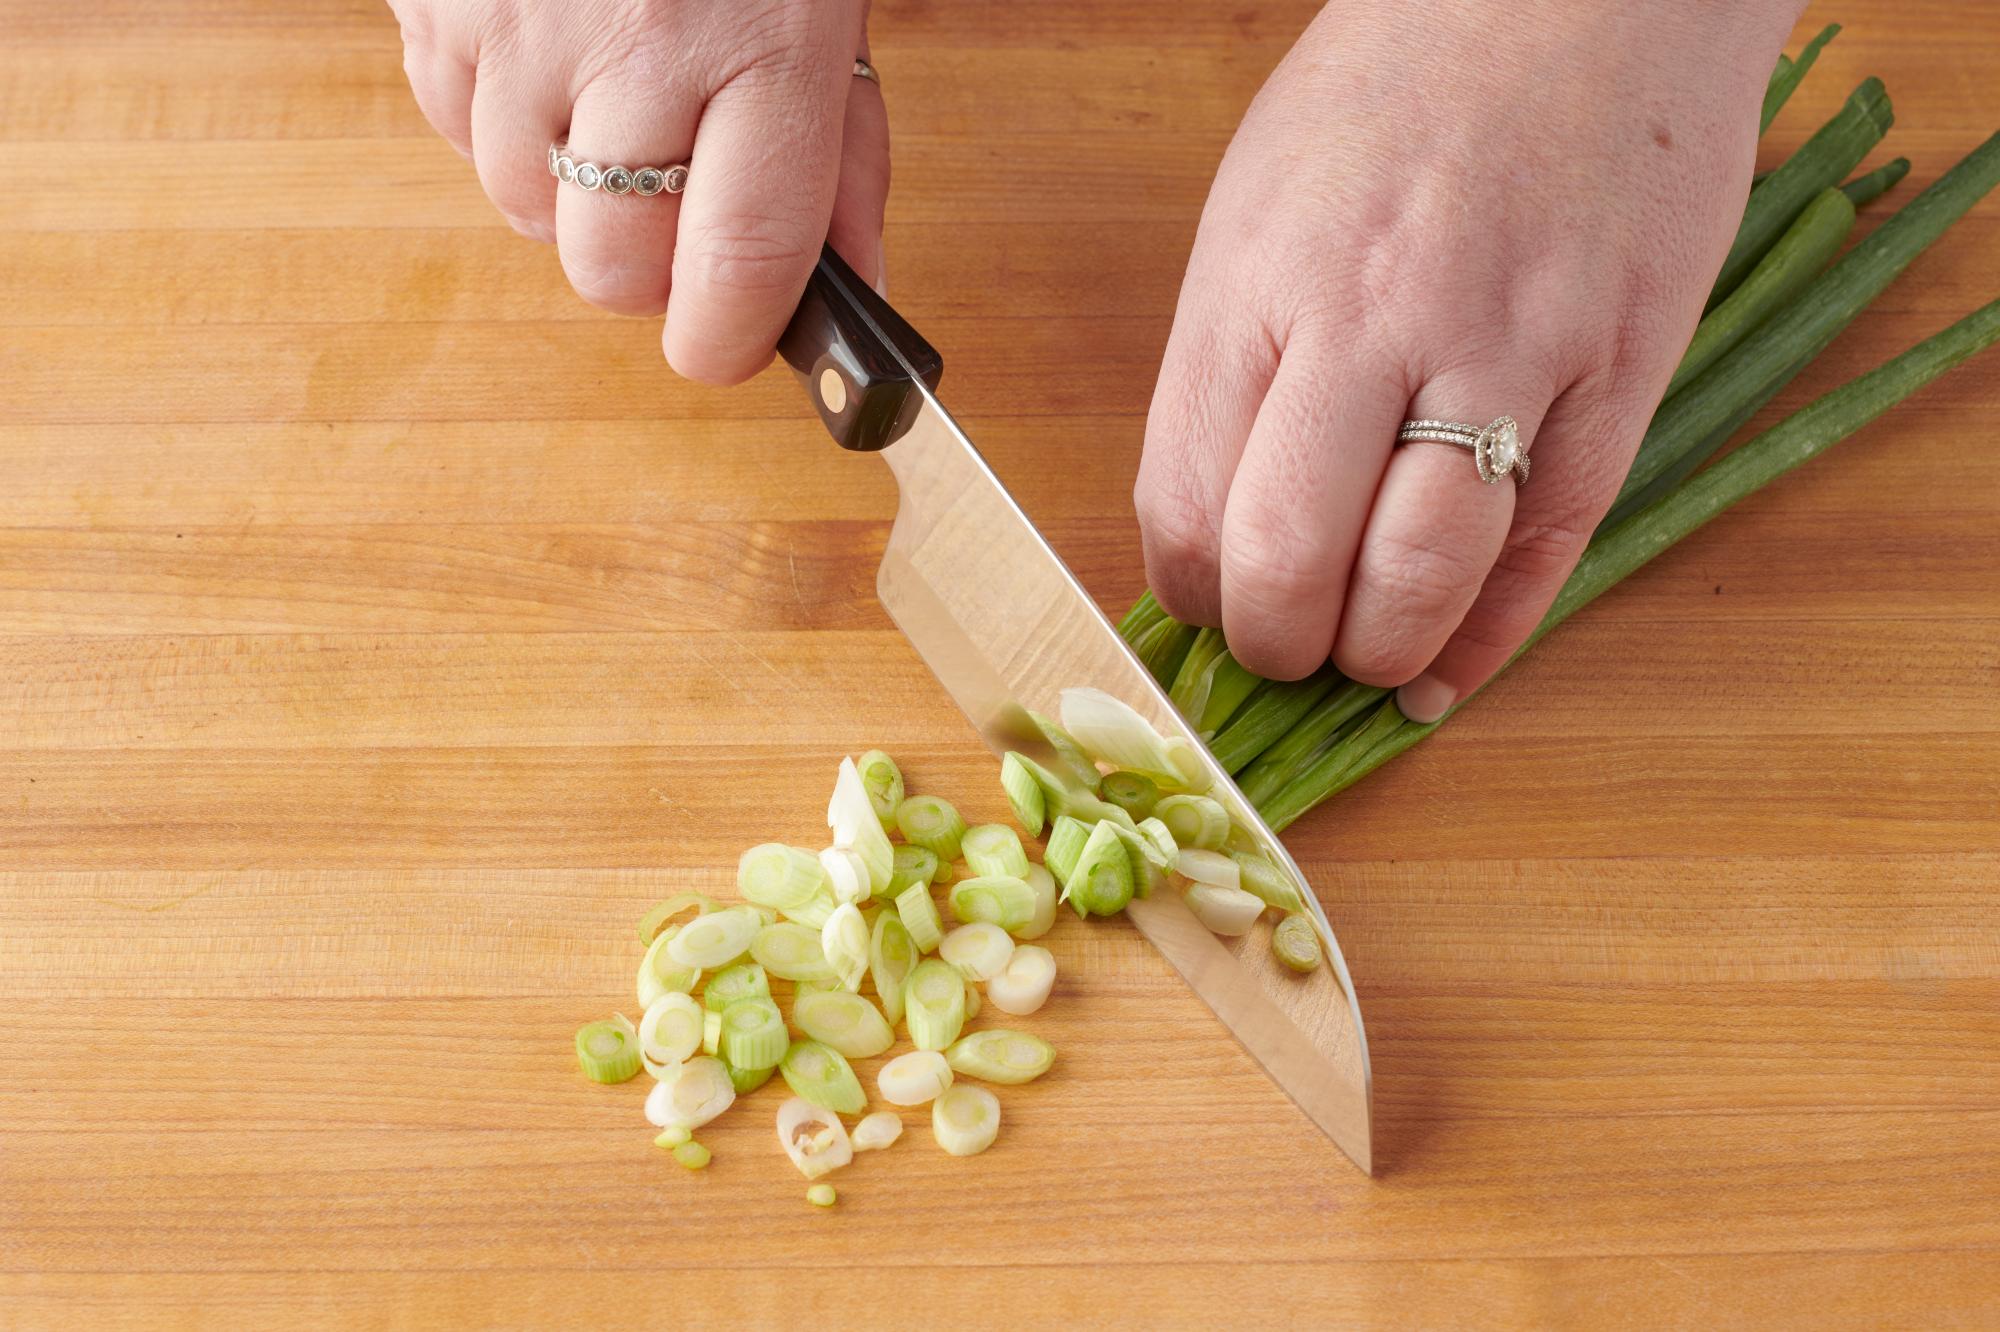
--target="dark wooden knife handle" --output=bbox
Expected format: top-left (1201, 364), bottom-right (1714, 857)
top-left (777, 243), bottom-right (943, 452)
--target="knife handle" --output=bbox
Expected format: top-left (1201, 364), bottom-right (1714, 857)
top-left (778, 243), bottom-right (943, 453)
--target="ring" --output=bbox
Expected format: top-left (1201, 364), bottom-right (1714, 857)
top-left (547, 142), bottom-right (687, 197)
top-left (853, 58), bottom-right (880, 86)
top-left (1396, 417), bottom-right (1530, 485)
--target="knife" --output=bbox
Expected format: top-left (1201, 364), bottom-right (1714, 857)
top-left (777, 245), bottom-right (1373, 1175)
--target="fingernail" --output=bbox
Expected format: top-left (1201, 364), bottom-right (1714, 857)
top-left (1397, 673), bottom-right (1456, 724)
top-left (873, 238), bottom-right (888, 298)
top-left (508, 215), bottom-right (554, 244)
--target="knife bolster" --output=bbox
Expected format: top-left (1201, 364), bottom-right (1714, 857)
top-left (779, 244), bottom-right (944, 452)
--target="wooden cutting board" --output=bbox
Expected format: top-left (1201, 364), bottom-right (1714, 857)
top-left (3, 2), bottom-right (1996, 1325)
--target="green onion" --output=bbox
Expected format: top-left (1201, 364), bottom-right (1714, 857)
top-left (1232, 852), bottom-right (1305, 912)
top-left (948, 875), bottom-right (1037, 932)
top-left (903, 959), bottom-right (969, 1051)
top-left (816, 845), bottom-right (872, 906)
top-left (1712, 77), bottom-right (1891, 310)
top-left (702, 1009), bottom-right (722, 1056)
top-left (1255, 692), bottom-right (1409, 832)
top-left (821, 902), bottom-right (870, 992)
top-left (1063, 821), bottom-right (1135, 917)
top-left (946, 1029), bottom-right (1055, 1085)
top-left (1233, 680), bottom-right (1382, 807)
top-left (723, 1058), bottom-right (777, 1094)
top-left (1167, 628), bottom-right (1263, 735)
top-left (702, 962), bottom-right (771, 1012)
top-left (639, 992), bottom-right (706, 1066)
top-left (888, 843), bottom-right (943, 895)
top-left (1104, 820), bottom-right (1171, 899)
top-left (828, 757), bottom-right (896, 895)
top-left (718, 996), bottom-right (788, 1070)
top-left (781, 884), bottom-right (839, 929)
top-left (780, 1040), bottom-right (867, 1115)
top-left (897, 795), bottom-right (967, 862)
top-left (1042, 815), bottom-right (1092, 882)
top-left (806, 1183), bottom-right (837, 1207)
top-left (1841, 156), bottom-right (1910, 208)
top-left (962, 973), bottom-right (982, 1020)
top-left (939, 922), bottom-right (1015, 981)
top-left (1670, 186), bottom-right (1855, 399)
top-left (962, 824), bottom-right (1032, 879)
top-left (668, 906), bottom-right (762, 969)
top-left (1016, 864), bottom-right (1058, 941)
top-left (1059, 687), bottom-right (1181, 784)
top-left (750, 921), bottom-right (837, 984)
top-left (855, 749), bottom-right (904, 833)
top-left (653, 1126), bottom-right (691, 1149)
top-left (1272, 914), bottom-right (1323, 973)
top-left (999, 752), bottom-right (1048, 837)
top-left (1205, 666), bottom-right (1341, 773)
top-left (1152, 794), bottom-right (1229, 852)
top-left (575, 1019), bottom-right (641, 1084)
top-left (1129, 614), bottom-right (1201, 689)
top-left (672, 1141), bottom-right (711, 1170)
top-left (777, 1096), bottom-right (853, 1179)
top-left (736, 844), bottom-right (826, 912)
top-left (852, 1111), bottom-right (904, 1152)
top-left (1184, 882), bottom-right (1265, 936)
top-left (1116, 586), bottom-right (1166, 639)
top-left (1099, 770), bottom-right (1159, 822)
top-left (1760, 22), bottom-right (1839, 134)
top-left (637, 928), bottom-right (702, 1009)
top-left (792, 988), bottom-right (895, 1059)
top-left (636, 892), bottom-right (720, 947)
top-left (931, 1084), bottom-right (1001, 1157)
top-left (645, 1056), bottom-right (735, 1131)
top-left (878, 1050), bottom-right (953, 1106)
top-left (1031, 711), bottom-right (1107, 795)
top-left (984, 944), bottom-right (1057, 1017)
top-left (894, 883), bottom-right (945, 953)
top-left (869, 911), bottom-right (917, 1027)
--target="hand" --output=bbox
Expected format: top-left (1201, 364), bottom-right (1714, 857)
top-left (1134, 0), bottom-right (1804, 718)
top-left (389, 0), bottom-right (887, 383)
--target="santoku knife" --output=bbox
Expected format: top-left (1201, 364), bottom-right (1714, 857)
top-left (777, 245), bottom-right (1373, 1174)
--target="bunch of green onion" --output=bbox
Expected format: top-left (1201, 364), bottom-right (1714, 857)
top-left (1120, 31), bottom-right (2000, 835)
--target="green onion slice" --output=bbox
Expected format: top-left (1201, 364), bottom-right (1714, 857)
top-left (851, 1110), bottom-right (904, 1152)
top-left (1232, 852), bottom-right (1304, 912)
top-left (1155, 795), bottom-right (1230, 851)
top-left (985, 943), bottom-right (1057, 1016)
top-left (1175, 847), bottom-right (1241, 890)
top-left (792, 987), bottom-right (895, 1059)
top-left (736, 844), bottom-right (826, 912)
top-left (903, 959), bottom-right (969, 1051)
top-left (939, 922), bottom-right (1015, 982)
top-left (750, 922), bottom-right (837, 984)
top-left (782, 885), bottom-right (839, 929)
top-left (702, 961), bottom-right (771, 1012)
top-left (638, 991), bottom-right (705, 1067)
top-left (895, 884), bottom-right (944, 953)
top-left (668, 906), bottom-right (763, 970)
top-left (962, 974), bottom-right (982, 1020)
top-left (718, 995), bottom-right (788, 1070)
top-left (645, 1056), bottom-right (735, 1130)
top-left (575, 1019), bottom-right (641, 1084)
top-left (1185, 882), bottom-right (1265, 936)
top-left (1043, 815), bottom-right (1092, 882)
top-left (724, 1057), bottom-right (777, 1094)
top-left (1029, 710), bottom-right (1105, 795)
top-left (931, 1084), bottom-right (1001, 1157)
top-left (1016, 864), bottom-right (1058, 941)
top-left (820, 901), bottom-right (870, 992)
top-left (947, 875), bottom-right (1036, 932)
top-left (1272, 914), bottom-right (1323, 974)
top-left (701, 1009), bottom-right (722, 1057)
top-left (806, 1183), bottom-right (838, 1207)
top-left (1063, 821), bottom-right (1135, 918)
top-left (888, 844), bottom-right (941, 896)
top-left (829, 756), bottom-right (897, 894)
top-left (999, 752), bottom-right (1048, 838)
top-left (961, 823), bottom-right (1032, 879)
top-left (818, 845), bottom-right (873, 906)
top-left (855, 748), bottom-right (904, 833)
top-left (776, 1096), bottom-right (853, 1180)
top-left (946, 1028), bottom-right (1056, 1085)
top-left (877, 1049), bottom-right (954, 1105)
top-left (653, 1126), bottom-right (691, 1150)
top-left (869, 911), bottom-right (916, 1028)
top-left (780, 1039), bottom-right (867, 1115)
top-left (637, 891), bottom-right (720, 947)
top-left (1058, 686), bottom-right (1179, 783)
top-left (896, 795), bottom-right (967, 863)
top-left (672, 1140), bottom-right (711, 1170)
top-left (637, 927), bottom-right (702, 1009)
top-left (1100, 770), bottom-right (1160, 822)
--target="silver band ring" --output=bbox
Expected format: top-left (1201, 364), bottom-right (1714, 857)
top-left (548, 143), bottom-right (686, 197)
top-left (853, 58), bottom-right (880, 86)
top-left (1396, 417), bottom-right (1531, 485)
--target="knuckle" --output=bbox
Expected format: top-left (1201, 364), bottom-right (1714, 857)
top-left (564, 254), bottom-right (671, 314)
top-left (681, 211), bottom-right (815, 297)
top-left (1498, 518), bottom-right (1589, 585)
top-left (1134, 474), bottom-right (1219, 575)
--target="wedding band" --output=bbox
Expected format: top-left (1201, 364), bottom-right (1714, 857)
top-left (853, 58), bottom-right (880, 86)
top-left (548, 143), bottom-right (687, 196)
top-left (1396, 417), bottom-right (1531, 485)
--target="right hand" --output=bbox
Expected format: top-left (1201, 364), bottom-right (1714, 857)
top-left (389, 0), bottom-right (888, 384)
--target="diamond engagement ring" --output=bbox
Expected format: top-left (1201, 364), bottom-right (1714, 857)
top-left (1396, 417), bottom-right (1531, 485)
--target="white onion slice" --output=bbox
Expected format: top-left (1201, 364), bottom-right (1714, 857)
top-left (851, 1111), bottom-right (903, 1152)
top-left (775, 1096), bottom-right (853, 1179)
top-left (877, 1049), bottom-right (953, 1105)
top-left (1176, 848), bottom-right (1242, 890)
top-left (645, 1056), bottom-right (735, 1129)
top-left (1184, 882), bottom-right (1265, 937)
top-left (985, 944), bottom-right (1056, 1016)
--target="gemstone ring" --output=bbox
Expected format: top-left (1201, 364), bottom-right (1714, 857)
top-left (548, 144), bottom-right (687, 197)
top-left (1395, 417), bottom-right (1530, 486)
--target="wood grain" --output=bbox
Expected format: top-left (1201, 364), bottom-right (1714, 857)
top-left (2, 1), bottom-right (1998, 1327)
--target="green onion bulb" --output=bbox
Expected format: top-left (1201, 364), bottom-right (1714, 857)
top-left (894, 884), bottom-right (945, 953)
top-left (939, 923), bottom-right (1014, 982)
top-left (702, 962), bottom-right (771, 1012)
top-left (888, 844), bottom-right (941, 896)
top-left (999, 752), bottom-right (1048, 837)
top-left (672, 1140), bottom-right (711, 1170)
top-left (877, 1049), bottom-right (953, 1105)
top-left (1272, 913), bottom-right (1323, 973)
top-left (750, 922), bottom-right (838, 983)
top-left (1185, 882), bottom-right (1265, 937)
top-left (1155, 795), bottom-right (1230, 851)
top-left (1175, 848), bottom-right (1241, 891)
top-left (1042, 815), bottom-right (1092, 883)
top-left (736, 844), bottom-right (826, 912)
top-left (851, 1110), bottom-right (903, 1152)
top-left (574, 1019), bottom-right (641, 1083)
top-left (903, 959), bottom-right (968, 1051)
top-left (869, 912), bottom-right (917, 1028)
top-left (776, 1096), bottom-right (853, 1179)
top-left (637, 927), bottom-right (702, 1009)
top-left (668, 905), bottom-right (762, 969)
top-left (855, 748), bottom-right (904, 833)
top-left (821, 901), bottom-right (870, 992)
top-left (806, 1183), bottom-right (837, 1207)
top-left (1099, 770), bottom-right (1160, 822)
top-left (636, 892), bottom-right (720, 947)
top-left (1016, 864), bottom-right (1058, 941)
top-left (780, 1039), bottom-right (867, 1115)
top-left (947, 875), bottom-right (1036, 932)
top-left (961, 824), bottom-right (1031, 879)
top-left (644, 1056), bottom-right (735, 1130)
top-left (984, 944), bottom-right (1056, 1016)
top-left (638, 992), bottom-right (705, 1067)
top-left (718, 995), bottom-right (788, 1070)
top-left (792, 988), bottom-right (894, 1059)
top-left (946, 1028), bottom-right (1055, 1085)
top-left (931, 1084), bottom-right (1001, 1157)
top-left (896, 795), bottom-right (967, 863)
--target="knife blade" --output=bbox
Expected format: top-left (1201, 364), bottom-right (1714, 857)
top-left (778, 246), bottom-right (1372, 1174)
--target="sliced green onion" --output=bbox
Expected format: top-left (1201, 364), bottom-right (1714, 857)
top-left (985, 943), bottom-right (1056, 1016)
top-left (896, 795), bottom-right (967, 862)
top-left (931, 1084), bottom-right (1001, 1157)
top-left (962, 974), bottom-right (982, 1020)
top-left (904, 959), bottom-right (969, 1051)
top-left (1154, 794), bottom-right (1229, 851)
top-left (723, 1057), bottom-right (777, 1094)
top-left (1105, 820), bottom-right (1171, 899)
top-left (947, 875), bottom-right (1036, 932)
top-left (818, 845), bottom-right (873, 906)
top-left (702, 962), bottom-right (771, 1012)
top-left (672, 1140), bottom-right (710, 1170)
top-left (1063, 821), bottom-right (1135, 918)
top-left (1042, 814), bottom-right (1092, 882)
top-left (1272, 914), bottom-right (1323, 974)
top-left (1029, 711), bottom-right (1105, 794)
top-left (736, 844), bottom-right (826, 912)
top-left (806, 1183), bottom-right (837, 1207)
top-left (878, 1049), bottom-right (953, 1104)
top-left (828, 756), bottom-right (896, 895)
top-left (639, 992), bottom-right (705, 1066)
top-left (644, 1056), bottom-right (735, 1130)
top-left (718, 995), bottom-right (788, 1070)
top-left (668, 906), bottom-right (763, 970)
top-left (895, 883), bottom-right (944, 953)
top-left (750, 921), bottom-right (838, 984)
top-left (1137, 816), bottom-right (1178, 862)
top-left (1176, 847), bottom-right (1241, 890)
top-left (999, 752), bottom-right (1048, 837)
top-left (1185, 882), bottom-right (1266, 936)
top-left (575, 1019), bottom-right (641, 1084)
top-left (701, 1009), bottom-right (722, 1057)
top-left (792, 988), bottom-right (895, 1059)
top-left (782, 885), bottom-right (839, 929)
top-left (939, 923), bottom-right (1015, 982)
top-left (780, 1039), bottom-right (867, 1115)
top-left (855, 748), bottom-right (904, 833)
top-left (653, 1126), bottom-right (691, 1149)
top-left (852, 1110), bottom-right (903, 1152)
top-left (821, 902), bottom-right (870, 992)
top-left (1016, 864), bottom-right (1058, 941)
top-left (776, 1096), bottom-right (853, 1179)
top-left (946, 1029), bottom-right (1055, 1085)
top-left (1099, 770), bottom-right (1159, 822)
top-left (1232, 853), bottom-right (1304, 912)
top-left (869, 911), bottom-right (916, 1028)
top-left (637, 892), bottom-right (720, 947)
top-left (637, 927), bottom-right (702, 1009)
top-left (1058, 686), bottom-right (1177, 782)
top-left (962, 824), bottom-right (1031, 879)
top-left (888, 844), bottom-right (941, 896)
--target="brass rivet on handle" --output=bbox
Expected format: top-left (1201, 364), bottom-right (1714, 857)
top-left (818, 367), bottom-right (849, 414)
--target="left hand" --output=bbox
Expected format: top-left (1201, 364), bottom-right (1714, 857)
top-left (1133, 0), bottom-right (1804, 718)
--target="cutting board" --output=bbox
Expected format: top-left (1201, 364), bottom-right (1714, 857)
top-left (3, 1), bottom-right (1998, 1325)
